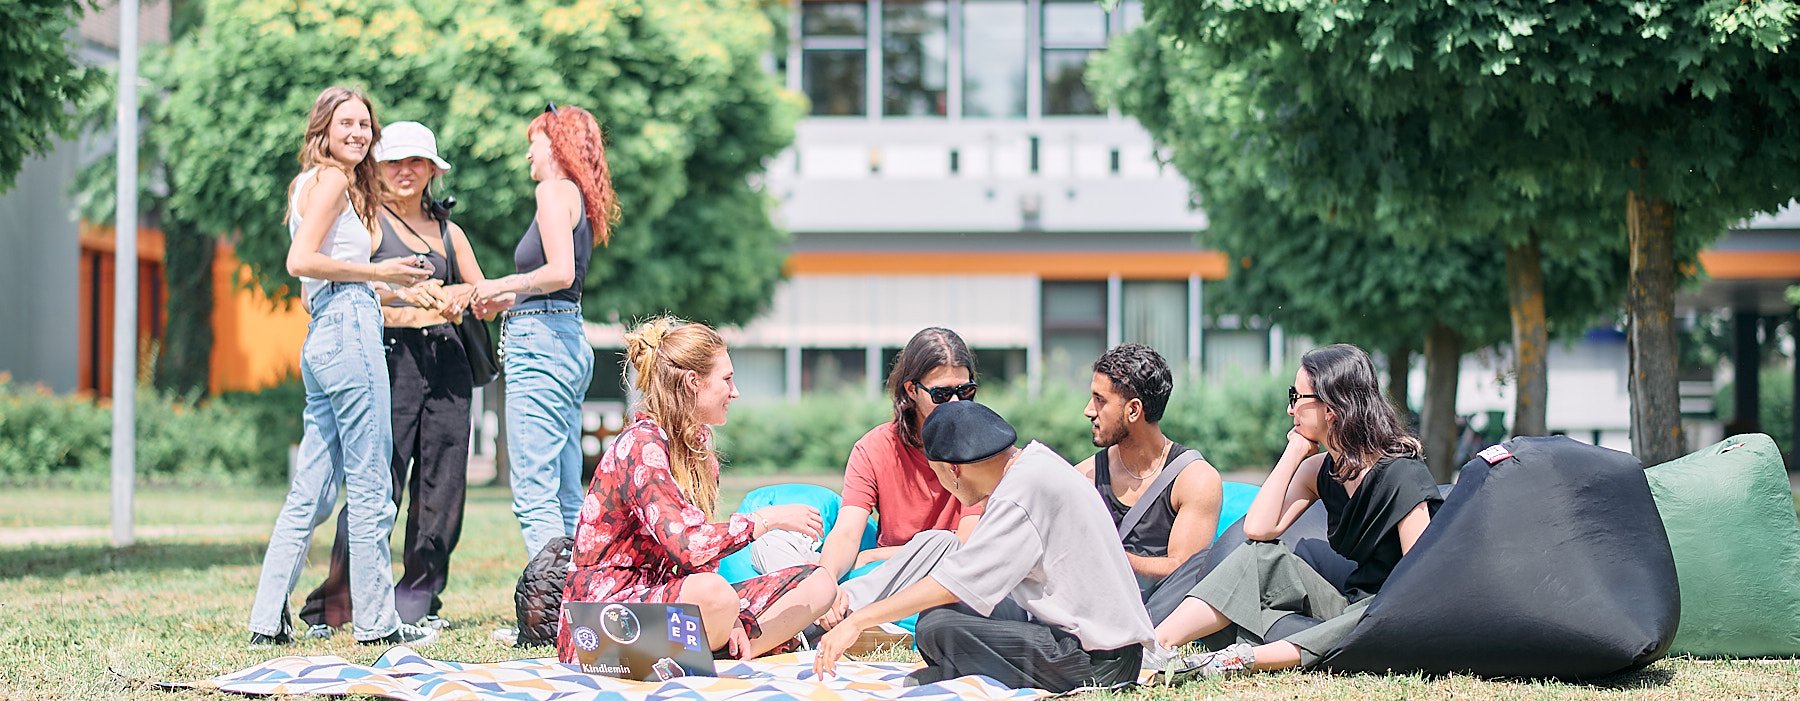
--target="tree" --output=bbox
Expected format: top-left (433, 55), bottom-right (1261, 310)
top-left (1187, 186), bottom-right (1624, 479)
top-left (76, 0), bottom-right (799, 394)
top-left (0, 0), bottom-right (101, 193)
top-left (1095, 1), bottom-right (1798, 465)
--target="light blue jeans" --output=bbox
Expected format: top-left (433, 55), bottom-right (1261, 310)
top-left (502, 299), bottom-right (593, 560)
top-left (248, 282), bottom-right (400, 641)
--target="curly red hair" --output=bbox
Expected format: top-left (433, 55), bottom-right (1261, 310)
top-left (528, 105), bottom-right (621, 247)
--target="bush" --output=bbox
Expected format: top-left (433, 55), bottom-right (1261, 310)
top-left (713, 372), bottom-right (1294, 472)
top-left (0, 375), bottom-right (304, 487)
top-left (1715, 366), bottom-right (1794, 460)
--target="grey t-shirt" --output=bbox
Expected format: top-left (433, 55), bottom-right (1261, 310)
top-left (932, 441), bottom-right (1155, 652)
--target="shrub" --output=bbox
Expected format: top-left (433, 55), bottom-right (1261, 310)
top-left (713, 372), bottom-right (1294, 472)
top-left (0, 376), bottom-right (304, 487)
top-left (1715, 366), bottom-right (1794, 461)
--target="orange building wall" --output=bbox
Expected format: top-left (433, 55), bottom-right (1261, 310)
top-left (77, 223), bottom-right (165, 398)
top-left (209, 243), bottom-right (310, 394)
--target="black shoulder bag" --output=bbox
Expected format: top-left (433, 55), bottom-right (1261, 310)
top-left (440, 220), bottom-right (500, 386)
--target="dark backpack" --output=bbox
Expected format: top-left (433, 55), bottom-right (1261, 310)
top-left (514, 535), bottom-right (574, 647)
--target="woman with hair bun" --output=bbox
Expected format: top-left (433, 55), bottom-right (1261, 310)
top-left (556, 316), bottom-right (839, 662)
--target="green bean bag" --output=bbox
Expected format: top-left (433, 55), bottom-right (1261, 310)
top-left (1644, 433), bottom-right (1800, 657)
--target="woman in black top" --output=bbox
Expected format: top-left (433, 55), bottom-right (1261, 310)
top-left (471, 103), bottom-right (619, 562)
top-left (1150, 344), bottom-right (1441, 680)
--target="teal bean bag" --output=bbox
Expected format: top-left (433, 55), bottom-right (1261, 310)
top-left (1217, 481), bottom-right (1258, 537)
top-left (718, 483), bottom-right (917, 636)
top-left (717, 484), bottom-right (879, 584)
top-left (1644, 433), bottom-right (1800, 657)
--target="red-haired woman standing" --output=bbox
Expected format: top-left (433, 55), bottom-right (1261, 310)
top-left (473, 103), bottom-right (620, 561)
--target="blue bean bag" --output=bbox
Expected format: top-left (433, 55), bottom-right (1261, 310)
top-left (717, 484), bottom-right (877, 584)
top-left (1217, 481), bottom-right (1258, 538)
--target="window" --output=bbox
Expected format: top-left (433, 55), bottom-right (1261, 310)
top-left (802, 348), bottom-right (868, 394)
top-left (1042, 281), bottom-right (1107, 389)
top-left (973, 348), bottom-right (1028, 387)
top-left (802, 1), bottom-right (868, 116)
top-left (1204, 330), bottom-right (1269, 378)
top-left (961, 0), bottom-right (1027, 118)
top-left (586, 350), bottom-right (627, 401)
top-left (730, 348), bottom-right (787, 402)
top-left (1041, 0), bottom-right (1108, 115)
top-left (1122, 280), bottom-right (1187, 362)
top-left (883, 0), bottom-right (949, 116)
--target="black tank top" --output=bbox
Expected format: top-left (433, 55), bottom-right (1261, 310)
top-left (374, 217), bottom-right (450, 284)
top-left (513, 187), bottom-right (593, 304)
top-left (1093, 442), bottom-right (1191, 557)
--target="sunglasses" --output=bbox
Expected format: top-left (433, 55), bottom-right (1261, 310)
top-left (1288, 386), bottom-right (1320, 408)
top-left (917, 381), bottom-right (979, 405)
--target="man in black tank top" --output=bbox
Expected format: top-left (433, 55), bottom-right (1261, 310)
top-left (1073, 345), bottom-right (1224, 596)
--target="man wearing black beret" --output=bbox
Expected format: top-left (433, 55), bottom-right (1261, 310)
top-left (813, 401), bottom-right (1154, 692)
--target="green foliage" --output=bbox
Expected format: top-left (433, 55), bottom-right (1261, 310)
top-left (93, 0), bottom-right (798, 327)
top-left (1715, 367), bottom-right (1796, 459)
top-left (715, 373), bottom-right (1294, 472)
top-left (0, 376), bottom-right (300, 486)
top-left (0, 0), bottom-right (101, 193)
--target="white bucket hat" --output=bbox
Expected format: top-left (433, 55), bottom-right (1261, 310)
top-left (374, 121), bottom-right (452, 171)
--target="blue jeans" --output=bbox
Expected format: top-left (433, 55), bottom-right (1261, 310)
top-left (502, 299), bottom-right (593, 559)
top-left (248, 282), bottom-right (400, 641)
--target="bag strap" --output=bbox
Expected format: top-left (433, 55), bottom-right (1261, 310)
top-left (438, 219), bottom-right (463, 285)
top-left (1117, 448), bottom-right (1203, 540)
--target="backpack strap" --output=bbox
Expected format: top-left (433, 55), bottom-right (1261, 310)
top-left (1117, 449), bottom-right (1203, 541)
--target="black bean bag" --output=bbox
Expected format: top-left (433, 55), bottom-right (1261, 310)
top-left (1316, 436), bottom-right (1679, 679)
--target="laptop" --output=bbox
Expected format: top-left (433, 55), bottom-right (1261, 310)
top-left (563, 602), bottom-right (718, 682)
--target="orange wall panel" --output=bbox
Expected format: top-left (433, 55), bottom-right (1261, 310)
top-left (209, 246), bottom-right (310, 394)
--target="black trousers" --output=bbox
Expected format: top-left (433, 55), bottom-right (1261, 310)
top-left (301, 324), bottom-right (473, 627)
top-left (913, 601), bottom-right (1143, 693)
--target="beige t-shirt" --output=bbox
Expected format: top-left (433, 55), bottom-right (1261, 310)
top-left (931, 441), bottom-right (1156, 652)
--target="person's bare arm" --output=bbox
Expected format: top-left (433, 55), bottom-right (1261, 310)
top-left (1242, 430), bottom-right (1325, 541)
top-left (476, 180), bottom-right (578, 299)
top-left (1125, 460), bottom-right (1222, 578)
top-left (1396, 502), bottom-right (1433, 555)
top-left (813, 576), bottom-right (959, 678)
top-left (818, 505), bottom-right (871, 579)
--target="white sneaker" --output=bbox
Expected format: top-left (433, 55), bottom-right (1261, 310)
top-left (490, 627), bottom-right (519, 645)
top-left (362, 622), bottom-right (440, 647)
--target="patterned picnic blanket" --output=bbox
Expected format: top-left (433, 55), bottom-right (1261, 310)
top-left (163, 647), bottom-right (1050, 700)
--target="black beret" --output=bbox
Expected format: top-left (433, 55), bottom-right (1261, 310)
top-left (921, 401), bottom-right (1017, 464)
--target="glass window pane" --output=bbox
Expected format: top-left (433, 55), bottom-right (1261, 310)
top-left (586, 350), bottom-right (627, 401)
top-left (1204, 329), bottom-right (1269, 379)
top-left (882, 0), bottom-right (949, 117)
top-left (1042, 281), bottom-right (1105, 326)
top-left (1045, 332), bottom-right (1107, 391)
top-left (1121, 0), bottom-right (1144, 31)
top-left (1122, 281), bottom-right (1187, 362)
top-left (1042, 0), bottom-right (1107, 47)
top-left (1043, 49), bottom-right (1100, 115)
top-left (730, 348), bottom-right (787, 402)
top-left (804, 50), bottom-right (867, 116)
top-left (971, 347), bottom-right (1027, 387)
top-left (961, 0), bottom-right (1027, 118)
top-left (802, 348), bottom-right (867, 394)
top-left (802, 1), bottom-right (867, 37)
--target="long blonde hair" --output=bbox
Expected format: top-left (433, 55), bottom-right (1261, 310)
top-left (624, 316), bottom-right (726, 517)
top-left (286, 86), bottom-right (382, 230)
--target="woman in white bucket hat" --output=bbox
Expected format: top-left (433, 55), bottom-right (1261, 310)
top-left (296, 120), bottom-right (491, 637)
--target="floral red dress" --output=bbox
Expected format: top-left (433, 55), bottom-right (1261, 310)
top-left (557, 415), bottom-right (819, 663)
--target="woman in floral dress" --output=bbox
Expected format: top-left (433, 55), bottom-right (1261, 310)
top-left (557, 317), bottom-right (838, 662)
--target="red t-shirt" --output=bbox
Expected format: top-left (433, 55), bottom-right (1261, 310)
top-left (841, 421), bottom-right (984, 547)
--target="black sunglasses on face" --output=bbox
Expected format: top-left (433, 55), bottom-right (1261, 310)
top-left (917, 382), bottom-right (979, 405)
top-left (1288, 386), bottom-right (1319, 408)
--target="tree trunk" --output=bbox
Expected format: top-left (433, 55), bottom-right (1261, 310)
top-left (1385, 341), bottom-right (1414, 426)
top-left (1506, 230), bottom-right (1549, 437)
top-left (1626, 188), bottom-right (1686, 467)
top-left (1421, 323), bottom-right (1463, 483)
top-left (153, 219), bottom-right (213, 396)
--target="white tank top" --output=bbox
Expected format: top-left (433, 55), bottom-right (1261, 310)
top-left (288, 167), bottom-right (373, 307)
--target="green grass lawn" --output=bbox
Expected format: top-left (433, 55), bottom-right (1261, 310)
top-left (1, 479), bottom-right (1797, 700)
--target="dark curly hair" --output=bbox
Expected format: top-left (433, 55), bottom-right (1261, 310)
top-left (1092, 343), bottom-right (1174, 423)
